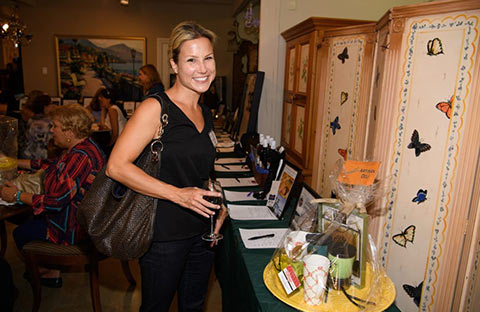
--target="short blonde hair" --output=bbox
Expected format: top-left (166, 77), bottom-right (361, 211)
top-left (52, 103), bottom-right (94, 139)
top-left (168, 21), bottom-right (216, 64)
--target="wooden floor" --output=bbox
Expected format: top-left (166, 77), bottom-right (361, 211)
top-left (4, 222), bottom-right (223, 312)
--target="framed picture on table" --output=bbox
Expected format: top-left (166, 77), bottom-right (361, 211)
top-left (51, 97), bottom-right (62, 106)
top-left (318, 202), bottom-right (368, 288)
top-left (54, 35), bottom-right (146, 100)
top-left (270, 160), bottom-right (301, 220)
top-left (82, 96), bottom-right (93, 108)
top-left (290, 183), bottom-right (320, 232)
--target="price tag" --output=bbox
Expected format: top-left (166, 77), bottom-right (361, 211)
top-left (337, 160), bottom-right (380, 186)
top-left (278, 265), bottom-right (301, 295)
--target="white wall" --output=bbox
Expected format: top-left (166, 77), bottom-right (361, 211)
top-left (258, 0), bottom-right (428, 141)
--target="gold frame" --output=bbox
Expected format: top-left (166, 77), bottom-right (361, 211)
top-left (54, 35), bottom-right (146, 99)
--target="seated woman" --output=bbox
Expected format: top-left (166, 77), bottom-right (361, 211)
top-left (0, 103), bottom-right (105, 288)
top-left (86, 88), bottom-right (103, 124)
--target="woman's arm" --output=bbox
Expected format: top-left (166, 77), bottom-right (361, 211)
top-left (106, 98), bottom-right (220, 218)
top-left (17, 159), bottom-right (31, 170)
top-left (107, 107), bottom-right (119, 146)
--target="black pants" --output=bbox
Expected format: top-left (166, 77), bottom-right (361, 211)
top-left (139, 234), bottom-right (215, 312)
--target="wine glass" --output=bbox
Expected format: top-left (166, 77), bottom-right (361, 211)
top-left (202, 179), bottom-right (224, 242)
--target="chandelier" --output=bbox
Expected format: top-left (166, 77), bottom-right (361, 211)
top-left (0, 7), bottom-right (33, 48)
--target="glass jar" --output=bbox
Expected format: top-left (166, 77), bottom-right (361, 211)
top-left (0, 116), bottom-right (18, 184)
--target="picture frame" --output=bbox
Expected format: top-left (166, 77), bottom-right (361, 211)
top-left (317, 202), bottom-right (368, 288)
top-left (62, 99), bottom-right (78, 106)
top-left (50, 97), bottom-right (62, 106)
top-left (18, 96), bottom-right (28, 110)
top-left (82, 96), bottom-right (93, 108)
top-left (54, 35), bottom-right (146, 100)
top-left (271, 160), bottom-right (301, 220)
top-left (290, 183), bottom-right (320, 231)
top-left (232, 71), bottom-right (265, 140)
top-left (123, 101), bottom-right (136, 117)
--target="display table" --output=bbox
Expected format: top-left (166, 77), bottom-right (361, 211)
top-left (214, 177), bottom-right (399, 312)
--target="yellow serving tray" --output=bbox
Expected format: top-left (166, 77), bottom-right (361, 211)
top-left (263, 260), bottom-right (395, 312)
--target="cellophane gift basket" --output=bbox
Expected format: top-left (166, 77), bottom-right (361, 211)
top-left (264, 159), bottom-right (395, 311)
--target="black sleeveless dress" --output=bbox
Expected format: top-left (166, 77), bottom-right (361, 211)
top-left (152, 94), bottom-right (216, 241)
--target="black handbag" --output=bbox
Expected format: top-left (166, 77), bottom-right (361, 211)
top-left (78, 93), bottom-right (168, 260)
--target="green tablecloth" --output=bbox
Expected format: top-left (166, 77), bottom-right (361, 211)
top-left (213, 153), bottom-right (400, 312)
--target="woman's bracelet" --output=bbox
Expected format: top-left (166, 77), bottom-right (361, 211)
top-left (16, 190), bottom-right (24, 205)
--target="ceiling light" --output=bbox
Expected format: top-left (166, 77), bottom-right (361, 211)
top-left (120, 0), bottom-right (129, 5)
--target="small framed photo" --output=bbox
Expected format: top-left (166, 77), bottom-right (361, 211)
top-left (123, 101), bottom-right (136, 117)
top-left (83, 96), bottom-right (93, 108)
top-left (62, 99), bottom-right (78, 106)
top-left (271, 160), bottom-right (301, 219)
top-left (318, 202), bottom-right (368, 288)
top-left (290, 183), bottom-right (320, 231)
top-left (18, 97), bottom-right (29, 110)
top-left (50, 97), bottom-right (62, 106)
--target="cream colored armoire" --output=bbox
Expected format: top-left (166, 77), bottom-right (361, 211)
top-left (280, 17), bottom-right (371, 184)
top-left (367, 1), bottom-right (480, 311)
top-left (310, 23), bottom-right (377, 197)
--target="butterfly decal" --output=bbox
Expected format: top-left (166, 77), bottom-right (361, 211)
top-left (407, 129), bottom-right (431, 157)
top-left (340, 91), bottom-right (348, 105)
top-left (412, 189), bottom-right (427, 204)
top-left (427, 38), bottom-right (444, 56)
top-left (338, 148), bottom-right (347, 161)
top-left (403, 281), bottom-right (423, 307)
top-left (330, 116), bottom-right (341, 135)
top-left (436, 95), bottom-right (453, 119)
top-left (337, 47), bottom-right (349, 64)
top-left (392, 225), bottom-right (415, 248)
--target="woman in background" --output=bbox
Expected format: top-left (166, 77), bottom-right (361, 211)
top-left (106, 21), bottom-right (227, 311)
top-left (22, 94), bottom-right (53, 159)
top-left (139, 64), bottom-right (165, 97)
top-left (97, 88), bottom-right (126, 147)
top-left (0, 104), bottom-right (105, 288)
top-left (86, 88), bottom-right (103, 124)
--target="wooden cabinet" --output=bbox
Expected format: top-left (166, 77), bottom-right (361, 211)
top-left (281, 18), bottom-right (371, 184)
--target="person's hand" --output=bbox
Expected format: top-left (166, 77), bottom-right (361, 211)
top-left (0, 181), bottom-right (18, 203)
top-left (210, 204), bottom-right (228, 247)
top-left (174, 187), bottom-right (221, 218)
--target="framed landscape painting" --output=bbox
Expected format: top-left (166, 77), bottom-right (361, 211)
top-left (55, 35), bottom-right (146, 100)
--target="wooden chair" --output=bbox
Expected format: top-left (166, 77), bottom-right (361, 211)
top-left (23, 240), bottom-right (136, 312)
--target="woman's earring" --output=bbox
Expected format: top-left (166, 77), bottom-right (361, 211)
top-left (67, 138), bottom-right (71, 143)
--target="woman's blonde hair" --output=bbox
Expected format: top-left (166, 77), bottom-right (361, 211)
top-left (52, 103), bottom-right (94, 139)
top-left (168, 21), bottom-right (216, 64)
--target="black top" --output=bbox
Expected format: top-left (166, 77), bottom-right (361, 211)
top-left (153, 94), bottom-right (216, 241)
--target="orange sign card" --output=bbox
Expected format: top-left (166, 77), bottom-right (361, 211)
top-left (337, 160), bottom-right (380, 186)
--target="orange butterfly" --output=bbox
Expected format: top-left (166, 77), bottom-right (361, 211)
top-left (436, 95), bottom-right (453, 119)
top-left (338, 148), bottom-right (347, 160)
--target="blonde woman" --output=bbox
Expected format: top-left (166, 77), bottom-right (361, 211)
top-left (106, 21), bottom-right (226, 311)
top-left (139, 64), bottom-right (165, 97)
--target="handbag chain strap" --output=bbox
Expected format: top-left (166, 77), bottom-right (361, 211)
top-left (150, 93), bottom-right (169, 164)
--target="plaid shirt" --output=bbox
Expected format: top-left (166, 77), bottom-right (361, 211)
top-left (31, 138), bottom-right (105, 245)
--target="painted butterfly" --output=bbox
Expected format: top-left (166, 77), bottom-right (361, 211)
top-left (338, 47), bottom-right (349, 64)
top-left (412, 189), bottom-right (427, 204)
top-left (436, 95), bottom-right (453, 119)
top-left (392, 225), bottom-right (415, 248)
top-left (338, 148), bottom-right (347, 161)
top-left (403, 281), bottom-right (423, 307)
top-left (407, 129), bottom-right (431, 157)
top-left (330, 116), bottom-right (341, 135)
top-left (340, 91), bottom-right (348, 105)
top-left (427, 38), bottom-right (444, 56)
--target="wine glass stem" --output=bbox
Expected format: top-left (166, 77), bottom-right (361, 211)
top-left (210, 215), bottom-right (214, 236)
